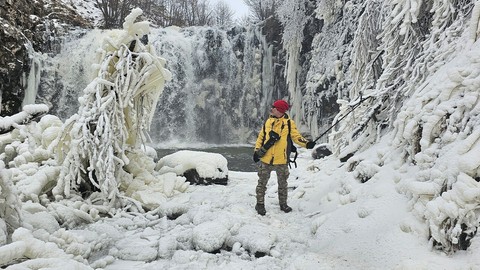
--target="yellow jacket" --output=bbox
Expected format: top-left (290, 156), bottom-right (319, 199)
top-left (255, 114), bottom-right (308, 165)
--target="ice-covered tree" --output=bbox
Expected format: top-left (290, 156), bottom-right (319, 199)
top-left (330, 0), bottom-right (475, 159)
top-left (213, 0), bottom-right (234, 27)
top-left (244, 0), bottom-right (282, 22)
top-left (0, 104), bottom-right (51, 243)
top-left (328, 0), bottom-right (479, 253)
top-left (390, 0), bottom-right (480, 253)
top-left (52, 8), bottom-right (172, 208)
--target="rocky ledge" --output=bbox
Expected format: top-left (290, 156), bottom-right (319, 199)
top-left (0, 0), bottom-right (91, 116)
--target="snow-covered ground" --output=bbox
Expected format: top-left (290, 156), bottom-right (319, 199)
top-left (101, 144), bottom-right (478, 269)
top-left (4, 143), bottom-right (478, 269)
top-left (8, 143), bottom-right (480, 269)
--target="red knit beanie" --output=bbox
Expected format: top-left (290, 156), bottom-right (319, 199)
top-left (273, 100), bottom-right (289, 114)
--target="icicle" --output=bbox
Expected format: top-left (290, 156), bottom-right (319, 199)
top-left (22, 43), bottom-right (44, 107)
top-left (468, 0), bottom-right (480, 42)
top-left (278, 0), bottom-right (308, 122)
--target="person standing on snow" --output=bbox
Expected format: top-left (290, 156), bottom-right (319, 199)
top-left (253, 99), bottom-right (315, 216)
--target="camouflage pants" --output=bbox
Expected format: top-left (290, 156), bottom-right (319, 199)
top-left (256, 162), bottom-right (290, 205)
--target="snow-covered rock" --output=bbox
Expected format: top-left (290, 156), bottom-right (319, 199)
top-left (156, 150), bottom-right (229, 185)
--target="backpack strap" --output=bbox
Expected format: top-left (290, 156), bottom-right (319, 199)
top-left (261, 123), bottom-right (266, 147)
top-left (287, 119), bottom-right (298, 168)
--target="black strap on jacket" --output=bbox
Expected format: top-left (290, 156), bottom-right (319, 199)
top-left (286, 120), bottom-right (297, 168)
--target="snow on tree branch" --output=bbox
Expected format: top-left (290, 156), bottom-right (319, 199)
top-left (392, 44), bottom-right (480, 252)
top-left (315, 0), bottom-right (344, 26)
top-left (469, 1), bottom-right (480, 41)
top-left (330, 0), bottom-right (475, 158)
top-left (321, 0), bottom-right (478, 252)
top-left (350, 0), bottom-right (383, 98)
top-left (0, 104), bottom-right (49, 135)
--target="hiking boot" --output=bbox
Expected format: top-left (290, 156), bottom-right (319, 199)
top-left (280, 204), bottom-right (292, 213)
top-left (255, 204), bottom-right (266, 216)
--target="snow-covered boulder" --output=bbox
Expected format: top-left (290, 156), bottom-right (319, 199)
top-left (192, 221), bottom-right (230, 252)
top-left (311, 143), bottom-right (332, 159)
top-left (227, 224), bottom-right (276, 256)
top-left (23, 211), bottom-right (60, 234)
top-left (114, 237), bottom-right (158, 261)
top-left (155, 150), bottom-right (229, 185)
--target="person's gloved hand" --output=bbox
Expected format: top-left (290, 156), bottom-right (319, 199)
top-left (306, 141), bottom-right (316, 149)
top-left (253, 151), bottom-right (260, 162)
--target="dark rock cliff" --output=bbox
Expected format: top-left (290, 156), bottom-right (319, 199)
top-left (0, 0), bottom-right (90, 116)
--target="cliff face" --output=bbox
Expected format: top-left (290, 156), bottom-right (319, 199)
top-left (0, 0), bottom-right (90, 116)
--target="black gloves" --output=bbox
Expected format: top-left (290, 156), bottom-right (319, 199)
top-left (253, 151), bottom-right (260, 162)
top-left (306, 141), bottom-right (316, 149)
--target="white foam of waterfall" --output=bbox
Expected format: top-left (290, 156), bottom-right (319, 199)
top-left (258, 28), bottom-right (275, 116)
top-left (37, 29), bottom-right (105, 119)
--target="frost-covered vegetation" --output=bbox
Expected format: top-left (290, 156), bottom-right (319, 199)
top-left (278, 0), bottom-right (480, 253)
top-left (0, 9), bottom-right (193, 267)
top-left (53, 8), bottom-right (174, 207)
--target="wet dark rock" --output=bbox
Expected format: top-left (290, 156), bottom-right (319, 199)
top-left (340, 152), bottom-right (354, 163)
top-left (311, 144), bottom-right (332, 159)
top-left (183, 168), bottom-right (228, 186)
top-left (0, 0), bottom-right (90, 116)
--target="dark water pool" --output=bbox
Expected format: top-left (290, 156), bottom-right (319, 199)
top-left (154, 145), bottom-right (257, 172)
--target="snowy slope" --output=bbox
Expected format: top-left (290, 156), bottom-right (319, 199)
top-left (59, 0), bottom-right (103, 27)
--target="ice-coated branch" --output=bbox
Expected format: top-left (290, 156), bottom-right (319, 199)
top-left (392, 36), bottom-right (480, 252)
top-left (0, 104), bottom-right (49, 135)
top-left (350, 0), bottom-right (383, 98)
top-left (331, 0), bottom-right (475, 157)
